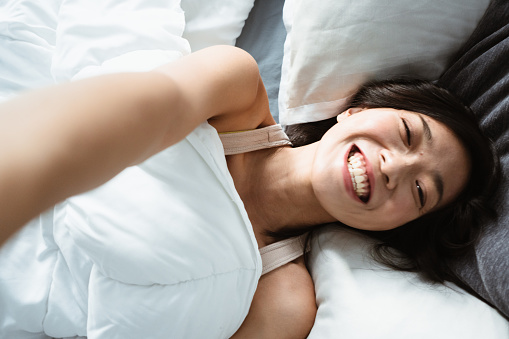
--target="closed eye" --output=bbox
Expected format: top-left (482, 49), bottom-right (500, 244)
top-left (416, 181), bottom-right (425, 208)
top-left (402, 118), bottom-right (411, 146)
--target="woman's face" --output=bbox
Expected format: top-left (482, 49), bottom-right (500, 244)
top-left (311, 108), bottom-right (471, 230)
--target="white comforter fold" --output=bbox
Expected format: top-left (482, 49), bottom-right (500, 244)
top-left (52, 0), bottom-right (191, 81)
top-left (0, 0), bottom-right (60, 100)
top-left (56, 123), bottom-right (261, 338)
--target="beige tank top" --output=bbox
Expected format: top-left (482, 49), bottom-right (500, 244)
top-left (219, 124), bottom-right (309, 275)
top-left (219, 124), bottom-right (292, 155)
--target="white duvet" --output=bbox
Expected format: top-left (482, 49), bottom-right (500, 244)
top-left (0, 0), bottom-right (254, 98)
top-left (0, 123), bottom-right (261, 339)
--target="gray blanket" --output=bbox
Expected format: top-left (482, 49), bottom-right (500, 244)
top-left (438, 0), bottom-right (509, 319)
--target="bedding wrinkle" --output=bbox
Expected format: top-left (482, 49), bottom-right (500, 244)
top-left (0, 22), bottom-right (55, 45)
top-left (181, 0), bottom-right (255, 51)
top-left (52, 0), bottom-right (189, 82)
top-left (1, 1), bottom-right (59, 38)
top-left (0, 0), bottom-right (58, 51)
top-left (0, 212), bottom-right (57, 337)
top-left (0, 0), bottom-right (59, 99)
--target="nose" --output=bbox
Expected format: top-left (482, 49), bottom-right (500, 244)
top-left (379, 149), bottom-right (418, 190)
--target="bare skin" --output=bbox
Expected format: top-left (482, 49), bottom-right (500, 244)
top-left (230, 257), bottom-right (317, 339)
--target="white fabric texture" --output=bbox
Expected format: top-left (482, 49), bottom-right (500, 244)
top-left (52, 0), bottom-right (190, 81)
top-left (307, 226), bottom-right (509, 339)
top-left (278, 0), bottom-right (491, 125)
top-left (182, 0), bottom-right (255, 51)
top-left (0, 123), bottom-right (262, 339)
top-left (0, 212), bottom-right (61, 339)
top-left (0, 0), bottom-right (60, 101)
top-left (0, 0), bottom-right (256, 93)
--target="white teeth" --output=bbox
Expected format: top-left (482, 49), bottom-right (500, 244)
top-left (354, 175), bottom-right (366, 184)
top-left (356, 182), bottom-right (369, 189)
top-left (352, 168), bottom-right (364, 176)
top-left (347, 151), bottom-right (370, 200)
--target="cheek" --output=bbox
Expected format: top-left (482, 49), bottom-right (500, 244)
top-left (375, 197), bottom-right (419, 230)
top-left (343, 196), bottom-right (419, 231)
top-left (311, 164), bottom-right (345, 211)
top-left (311, 142), bottom-right (346, 198)
top-left (349, 114), bottom-right (394, 134)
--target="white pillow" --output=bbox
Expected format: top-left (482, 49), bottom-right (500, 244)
top-left (307, 226), bottom-right (509, 339)
top-left (181, 0), bottom-right (255, 51)
top-left (278, 0), bottom-right (490, 125)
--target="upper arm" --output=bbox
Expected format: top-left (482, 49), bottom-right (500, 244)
top-left (0, 46), bottom-right (265, 243)
top-left (155, 45), bottom-right (268, 130)
top-left (231, 257), bottom-right (317, 339)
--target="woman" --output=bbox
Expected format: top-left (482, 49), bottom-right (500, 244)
top-left (235, 78), bottom-right (499, 338)
top-left (0, 46), bottom-right (498, 338)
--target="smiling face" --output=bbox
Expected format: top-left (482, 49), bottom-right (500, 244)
top-left (311, 108), bottom-right (471, 230)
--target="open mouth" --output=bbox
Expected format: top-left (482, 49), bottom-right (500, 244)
top-left (347, 145), bottom-right (371, 203)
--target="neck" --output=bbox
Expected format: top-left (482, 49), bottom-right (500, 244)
top-left (230, 144), bottom-right (337, 245)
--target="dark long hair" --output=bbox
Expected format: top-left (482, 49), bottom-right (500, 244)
top-left (282, 79), bottom-right (500, 295)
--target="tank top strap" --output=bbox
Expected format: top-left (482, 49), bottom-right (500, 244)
top-left (259, 233), bottom-right (310, 276)
top-left (218, 124), bottom-right (292, 155)
top-left (220, 124), bottom-right (300, 274)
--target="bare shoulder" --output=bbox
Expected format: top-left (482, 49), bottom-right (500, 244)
top-left (155, 45), bottom-right (267, 126)
top-left (158, 45), bottom-right (275, 132)
top-left (198, 46), bottom-right (275, 131)
top-left (231, 256), bottom-right (317, 339)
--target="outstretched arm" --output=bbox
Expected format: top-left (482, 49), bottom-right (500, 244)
top-left (0, 45), bottom-right (264, 244)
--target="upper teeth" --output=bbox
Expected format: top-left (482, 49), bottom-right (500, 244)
top-left (348, 152), bottom-right (370, 199)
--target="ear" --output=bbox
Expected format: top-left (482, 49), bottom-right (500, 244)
top-left (336, 107), bottom-right (364, 123)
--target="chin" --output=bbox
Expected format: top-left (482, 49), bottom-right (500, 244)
top-left (341, 219), bottom-right (399, 232)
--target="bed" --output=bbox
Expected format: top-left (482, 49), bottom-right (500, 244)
top-left (1, 0), bottom-right (508, 338)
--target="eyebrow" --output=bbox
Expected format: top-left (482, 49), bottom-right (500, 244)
top-left (420, 115), bottom-right (433, 143)
top-left (419, 115), bottom-right (443, 208)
